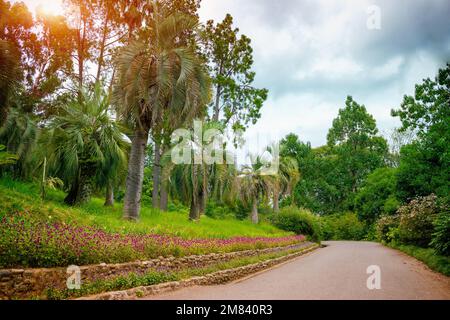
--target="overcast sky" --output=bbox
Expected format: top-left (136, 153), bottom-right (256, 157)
top-left (199, 0), bottom-right (450, 149)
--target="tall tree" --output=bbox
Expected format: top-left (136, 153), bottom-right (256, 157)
top-left (327, 96), bottom-right (388, 207)
top-left (392, 64), bottom-right (450, 201)
top-left (113, 12), bottom-right (210, 220)
top-left (200, 14), bottom-right (268, 133)
top-left (0, 39), bottom-right (21, 125)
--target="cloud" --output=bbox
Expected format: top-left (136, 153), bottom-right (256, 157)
top-left (199, 1), bottom-right (450, 148)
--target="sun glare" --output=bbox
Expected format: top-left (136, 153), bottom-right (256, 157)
top-left (35, 0), bottom-right (64, 16)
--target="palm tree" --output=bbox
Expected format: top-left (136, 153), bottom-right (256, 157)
top-left (238, 155), bottom-right (274, 224)
top-left (42, 84), bottom-right (128, 206)
top-left (113, 12), bottom-right (210, 220)
top-left (162, 121), bottom-right (225, 220)
top-left (266, 144), bottom-right (300, 212)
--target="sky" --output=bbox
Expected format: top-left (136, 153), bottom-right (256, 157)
top-left (17, 0), bottom-right (450, 152)
top-left (198, 0), bottom-right (450, 150)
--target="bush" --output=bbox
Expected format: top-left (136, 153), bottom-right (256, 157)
top-left (397, 194), bottom-right (440, 247)
top-left (205, 201), bottom-right (236, 220)
top-left (375, 215), bottom-right (400, 243)
top-left (269, 206), bottom-right (322, 242)
top-left (322, 212), bottom-right (365, 241)
top-left (431, 211), bottom-right (450, 256)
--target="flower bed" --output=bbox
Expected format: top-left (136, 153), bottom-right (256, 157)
top-left (0, 211), bottom-right (305, 268)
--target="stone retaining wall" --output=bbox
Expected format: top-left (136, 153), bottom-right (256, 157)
top-left (78, 244), bottom-right (320, 300)
top-left (0, 241), bottom-right (313, 299)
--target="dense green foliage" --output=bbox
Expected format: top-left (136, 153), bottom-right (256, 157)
top-left (354, 168), bottom-right (399, 223)
top-left (321, 213), bottom-right (366, 241)
top-left (269, 207), bottom-right (322, 242)
top-left (430, 211), bottom-right (450, 256)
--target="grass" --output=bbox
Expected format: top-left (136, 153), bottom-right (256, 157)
top-left (388, 243), bottom-right (450, 276)
top-left (0, 177), bottom-right (290, 239)
top-left (44, 247), bottom-right (306, 300)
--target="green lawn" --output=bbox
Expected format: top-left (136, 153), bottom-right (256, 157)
top-left (0, 177), bottom-right (290, 239)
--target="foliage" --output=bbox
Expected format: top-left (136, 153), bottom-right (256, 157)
top-left (200, 13), bottom-right (268, 133)
top-left (392, 64), bottom-right (450, 202)
top-left (327, 96), bottom-right (388, 208)
top-left (354, 167), bottom-right (400, 223)
top-left (238, 154), bottom-right (274, 223)
top-left (321, 212), bottom-right (366, 241)
top-left (41, 84), bottom-right (128, 205)
top-left (430, 211), bottom-right (450, 256)
top-left (375, 215), bottom-right (400, 243)
top-left (0, 39), bottom-right (21, 125)
top-left (269, 206), bottom-right (322, 242)
top-left (0, 144), bottom-right (18, 166)
top-left (397, 194), bottom-right (441, 247)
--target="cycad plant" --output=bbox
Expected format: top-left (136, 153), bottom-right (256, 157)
top-left (42, 84), bottom-right (128, 205)
top-left (113, 12), bottom-right (211, 220)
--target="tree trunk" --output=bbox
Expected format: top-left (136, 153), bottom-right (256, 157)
top-left (160, 180), bottom-right (168, 211)
top-left (198, 164), bottom-right (207, 215)
top-left (273, 188), bottom-right (280, 213)
top-left (64, 168), bottom-right (93, 206)
top-left (104, 182), bottom-right (114, 207)
top-left (123, 129), bottom-right (149, 220)
top-left (152, 142), bottom-right (161, 208)
top-left (212, 83), bottom-right (221, 121)
top-left (95, 13), bottom-right (109, 83)
top-left (64, 181), bottom-right (79, 206)
top-left (251, 197), bottom-right (259, 224)
top-left (189, 165), bottom-right (200, 221)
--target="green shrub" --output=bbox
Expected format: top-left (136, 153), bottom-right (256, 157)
top-left (322, 212), bottom-right (365, 241)
top-left (430, 211), bottom-right (450, 256)
top-left (375, 215), bottom-right (400, 243)
top-left (397, 194), bottom-right (440, 247)
top-left (269, 206), bottom-right (322, 242)
top-left (205, 201), bottom-right (236, 220)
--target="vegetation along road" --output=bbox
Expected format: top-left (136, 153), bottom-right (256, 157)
top-left (141, 241), bottom-right (450, 300)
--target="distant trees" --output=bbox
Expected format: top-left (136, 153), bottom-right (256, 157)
top-left (281, 97), bottom-right (388, 215)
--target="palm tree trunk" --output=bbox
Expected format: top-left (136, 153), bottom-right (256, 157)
top-left (251, 197), bottom-right (259, 224)
top-left (152, 142), bottom-right (161, 208)
top-left (273, 188), bottom-right (280, 213)
top-left (123, 129), bottom-right (149, 220)
top-left (199, 164), bottom-right (207, 215)
top-left (104, 181), bottom-right (114, 207)
top-left (189, 165), bottom-right (200, 221)
top-left (160, 180), bottom-right (168, 211)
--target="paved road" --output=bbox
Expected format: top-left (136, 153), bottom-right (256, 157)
top-left (142, 241), bottom-right (450, 300)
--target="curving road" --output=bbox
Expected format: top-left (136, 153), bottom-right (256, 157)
top-left (141, 241), bottom-right (450, 300)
